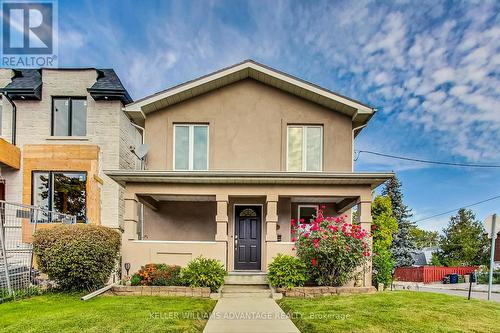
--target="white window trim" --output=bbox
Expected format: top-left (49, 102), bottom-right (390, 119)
top-left (286, 125), bottom-right (323, 172)
top-left (297, 204), bottom-right (319, 222)
top-left (173, 124), bottom-right (209, 171)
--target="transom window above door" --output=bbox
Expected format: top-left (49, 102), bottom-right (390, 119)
top-left (52, 97), bottom-right (87, 136)
top-left (173, 124), bottom-right (209, 170)
top-left (287, 125), bottom-right (323, 171)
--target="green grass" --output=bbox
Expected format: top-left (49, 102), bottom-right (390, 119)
top-left (0, 293), bottom-right (216, 333)
top-left (278, 291), bottom-right (500, 333)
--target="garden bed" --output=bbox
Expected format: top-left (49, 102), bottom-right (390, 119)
top-left (276, 286), bottom-right (376, 297)
top-left (109, 285), bottom-right (211, 298)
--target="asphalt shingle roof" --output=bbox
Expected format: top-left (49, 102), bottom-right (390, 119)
top-left (3, 69), bottom-right (41, 90)
top-left (1, 68), bottom-right (132, 104)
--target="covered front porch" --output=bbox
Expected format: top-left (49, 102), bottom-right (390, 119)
top-left (107, 171), bottom-right (392, 287)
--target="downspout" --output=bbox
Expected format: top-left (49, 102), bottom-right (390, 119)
top-left (2, 92), bottom-right (16, 145)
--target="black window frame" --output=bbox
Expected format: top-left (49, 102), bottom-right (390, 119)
top-left (51, 96), bottom-right (88, 136)
top-left (31, 170), bottom-right (88, 223)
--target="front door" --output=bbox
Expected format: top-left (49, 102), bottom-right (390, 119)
top-left (234, 205), bottom-right (261, 270)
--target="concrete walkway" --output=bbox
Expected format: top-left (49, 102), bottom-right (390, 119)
top-left (203, 298), bottom-right (300, 333)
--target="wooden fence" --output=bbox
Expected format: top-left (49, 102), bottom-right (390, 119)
top-left (394, 266), bottom-right (477, 283)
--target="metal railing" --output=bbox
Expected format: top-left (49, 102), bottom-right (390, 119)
top-left (0, 200), bottom-right (76, 302)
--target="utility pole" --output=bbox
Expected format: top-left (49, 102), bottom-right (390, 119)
top-left (487, 214), bottom-right (496, 301)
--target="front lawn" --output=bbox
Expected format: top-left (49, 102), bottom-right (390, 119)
top-left (0, 293), bottom-right (216, 333)
top-left (278, 291), bottom-right (500, 333)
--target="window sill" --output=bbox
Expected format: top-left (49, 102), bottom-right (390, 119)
top-left (46, 136), bottom-right (89, 141)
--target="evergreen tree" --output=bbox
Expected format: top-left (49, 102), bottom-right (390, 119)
top-left (382, 176), bottom-right (416, 267)
top-left (436, 208), bottom-right (489, 266)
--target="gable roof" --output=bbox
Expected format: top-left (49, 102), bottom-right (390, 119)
top-left (124, 60), bottom-right (376, 131)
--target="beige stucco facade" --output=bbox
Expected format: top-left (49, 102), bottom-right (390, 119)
top-left (106, 60), bottom-right (392, 287)
top-left (145, 79), bottom-right (353, 172)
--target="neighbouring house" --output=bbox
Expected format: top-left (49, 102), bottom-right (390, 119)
top-left (411, 247), bottom-right (439, 266)
top-left (0, 68), bottom-right (142, 238)
top-left (105, 60), bottom-right (393, 287)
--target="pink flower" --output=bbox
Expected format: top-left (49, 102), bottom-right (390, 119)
top-left (320, 205), bottom-right (326, 209)
top-left (291, 237), bottom-right (297, 242)
top-left (299, 218), bottom-right (305, 223)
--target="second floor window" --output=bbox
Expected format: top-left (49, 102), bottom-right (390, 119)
top-left (174, 124), bottom-right (208, 170)
top-left (287, 125), bottom-right (323, 171)
top-left (52, 97), bottom-right (87, 136)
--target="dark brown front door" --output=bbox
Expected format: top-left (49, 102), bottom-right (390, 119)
top-left (234, 205), bottom-right (261, 270)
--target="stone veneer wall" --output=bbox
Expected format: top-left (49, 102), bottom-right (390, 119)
top-left (276, 286), bottom-right (376, 297)
top-left (110, 285), bottom-right (211, 298)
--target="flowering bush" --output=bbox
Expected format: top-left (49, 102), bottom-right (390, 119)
top-left (292, 206), bottom-right (370, 286)
top-left (135, 264), bottom-right (182, 286)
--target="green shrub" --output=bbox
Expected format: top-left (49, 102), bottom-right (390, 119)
top-left (135, 264), bottom-right (182, 286)
top-left (372, 248), bottom-right (394, 289)
top-left (130, 273), bottom-right (141, 286)
top-left (268, 254), bottom-right (307, 289)
top-left (180, 256), bottom-right (226, 292)
top-left (33, 224), bottom-right (121, 291)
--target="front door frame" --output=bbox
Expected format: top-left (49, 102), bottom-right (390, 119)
top-left (233, 204), bottom-right (263, 271)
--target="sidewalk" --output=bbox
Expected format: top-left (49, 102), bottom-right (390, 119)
top-left (203, 298), bottom-right (300, 333)
top-left (393, 282), bottom-right (500, 293)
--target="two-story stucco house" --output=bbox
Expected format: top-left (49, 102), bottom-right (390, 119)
top-left (105, 60), bottom-right (393, 287)
top-left (0, 68), bottom-right (142, 237)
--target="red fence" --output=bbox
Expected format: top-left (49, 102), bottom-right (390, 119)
top-left (394, 266), bottom-right (477, 283)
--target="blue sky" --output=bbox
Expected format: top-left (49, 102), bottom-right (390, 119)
top-left (56, 0), bottom-right (500, 232)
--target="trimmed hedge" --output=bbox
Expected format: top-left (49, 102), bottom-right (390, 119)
top-left (33, 224), bottom-right (121, 291)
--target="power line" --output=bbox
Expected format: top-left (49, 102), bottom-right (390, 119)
top-left (355, 150), bottom-right (500, 168)
top-left (413, 194), bottom-right (500, 223)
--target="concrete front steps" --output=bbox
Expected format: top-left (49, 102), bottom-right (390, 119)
top-left (221, 284), bottom-right (272, 298)
top-left (222, 272), bottom-right (276, 299)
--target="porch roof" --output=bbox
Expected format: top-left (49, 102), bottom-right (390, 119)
top-left (104, 170), bottom-right (393, 189)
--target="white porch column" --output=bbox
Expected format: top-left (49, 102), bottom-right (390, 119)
top-left (124, 193), bottom-right (139, 241)
top-left (359, 200), bottom-right (373, 287)
top-left (215, 194), bottom-right (229, 242)
top-left (265, 194), bottom-right (278, 242)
